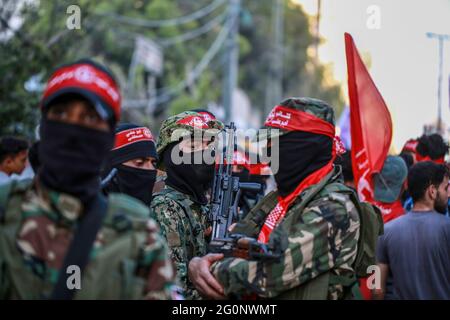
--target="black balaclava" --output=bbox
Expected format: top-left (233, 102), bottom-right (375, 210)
top-left (273, 131), bottom-right (333, 197)
top-left (102, 123), bottom-right (158, 206)
top-left (28, 141), bottom-right (41, 174)
top-left (103, 164), bottom-right (156, 206)
top-left (163, 143), bottom-right (215, 205)
top-left (39, 119), bottom-right (114, 205)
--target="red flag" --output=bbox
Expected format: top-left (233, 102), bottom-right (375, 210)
top-left (345, 33), bottom-right (393, 203)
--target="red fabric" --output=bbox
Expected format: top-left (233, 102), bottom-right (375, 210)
top-left (402, 139), bottom-right (418, 154)
top-left (258, 104), bottom-right (345, 243)
top-left (249, 163), bottom-right (270, 175)
top-left (176, 115), bottom-right (210, 129)
top-left (375, 200), bottom-right (405, 224)
top-left (257, 162), bottom-right (333, 243)
top-left (346, 33), bottom-right (393, 300)
top-left (416, 153), bottom-right (445, 164)
top-left (113, 127), bottom-right (155, 150)
top-left (359, 278), bottom-right (372, 300)
top-left (265, 105), bottom-right (335, 138)
top-left (197, 111), bottom-right (216, 122)
top-left (42, 63), bottom-right (121, 121)
top-left (345, 33), bottom-right (393, 205)
top-left (359, 200), bottom-right (405, 299)
top-left (402, 139), bottom-right (445, 164)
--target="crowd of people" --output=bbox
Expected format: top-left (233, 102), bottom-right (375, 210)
top-left (0, 59), bottom-right (449, 300)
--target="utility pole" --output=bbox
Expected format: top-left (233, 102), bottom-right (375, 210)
top-left (426, 32), bottom-right (450, 133)
top-left (222, 0), bottom-right (240, 123)
top-left (265, 0), bottom-right (284, 115)
top-left (315, 0), bottom-right (322, 61)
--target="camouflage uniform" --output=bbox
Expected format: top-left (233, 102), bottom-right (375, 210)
top-left (0, 179), bottom-right (178, 300)
top-left (210, 98), bottom-right (362, 299)
top-left (151, 111), bottom-right (223, 299)
top-left (211, 169), bottom-right (360, 299)
top-left (151, 186), bottom-right (209, 300)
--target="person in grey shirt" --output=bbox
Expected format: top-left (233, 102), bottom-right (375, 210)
top-left (374, 161), bottom-right (450, 300)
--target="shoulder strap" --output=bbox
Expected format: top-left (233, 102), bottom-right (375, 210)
top-left (50, 193), bottom-right (108, 300)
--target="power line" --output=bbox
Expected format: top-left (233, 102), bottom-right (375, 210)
top-left (95, 0), bottom-right (226, 28)
top-left (154, 14), bottom-right (233, 105)
top-left (108, 12), bottom-right (226, 49)
top-left (159, 11), bottom-right (226, 47)
top-left (123, 6), bottom-right (237, 109)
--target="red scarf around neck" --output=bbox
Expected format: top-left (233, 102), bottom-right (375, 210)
top-left (257, 162), bottom-right (333, 243)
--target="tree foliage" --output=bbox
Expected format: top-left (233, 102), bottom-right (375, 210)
top-left (0, 0), bottom-right (344, 137)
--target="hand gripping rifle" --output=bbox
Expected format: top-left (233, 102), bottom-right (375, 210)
top-left (208, 122), bottom-right (281, 261)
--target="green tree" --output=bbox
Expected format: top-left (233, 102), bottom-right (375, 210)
top-left (0, 0), bottom-right (344, 137)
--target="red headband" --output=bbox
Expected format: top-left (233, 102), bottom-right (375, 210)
top-left (402, 140), bottom-right (418, 153)
top-left (176, 115), bottom-right (210, 129)
top-left (113, 127), bottom-right (154, 150)
top-left (42, 63), bottom-right (121, 121)
top-left (264, 105), bottom-right (335, 138)
top-left (197, 111), bottom-right (216, 122)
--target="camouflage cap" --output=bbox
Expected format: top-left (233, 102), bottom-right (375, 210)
top-left (255, 97), bottom-right (336, 142)
top-left (156, 111), bottom-right (224, 167)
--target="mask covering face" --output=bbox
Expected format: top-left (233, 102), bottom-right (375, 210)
top-left (38, 119), bottom-right (114, 204)
top-left (164, 144), bottom-right (215, 205)
top-left (274, 131), bottom-right (333, 197)
top-left (107, 165), bottom-right (157, 206)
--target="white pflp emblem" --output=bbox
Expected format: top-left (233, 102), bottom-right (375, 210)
top-left (74, 66), bottom-right (95, 84)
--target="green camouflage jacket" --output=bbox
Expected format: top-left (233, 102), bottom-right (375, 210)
top-left (0, 179), bottom-right (178, 300)
top-left (210, 168), bottom-right (361, 299)
top-left (150, 185), bottom-right (210, 300)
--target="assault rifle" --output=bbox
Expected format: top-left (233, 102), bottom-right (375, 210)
top-left (208, 122), bottom-right (281, 261)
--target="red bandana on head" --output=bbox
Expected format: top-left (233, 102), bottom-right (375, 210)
top-left (264, 105), bottom-right (335, 138)
top-left (197, 111), bottom-right (216, 122)
top-left (402, 139), bottom-right (418, 153)
top-left (113, 127), bottom-right (154, 150)
top-left (257, 105), bottom-right (345, 244)
top-left (176, 115), bottom-right (210, 129)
